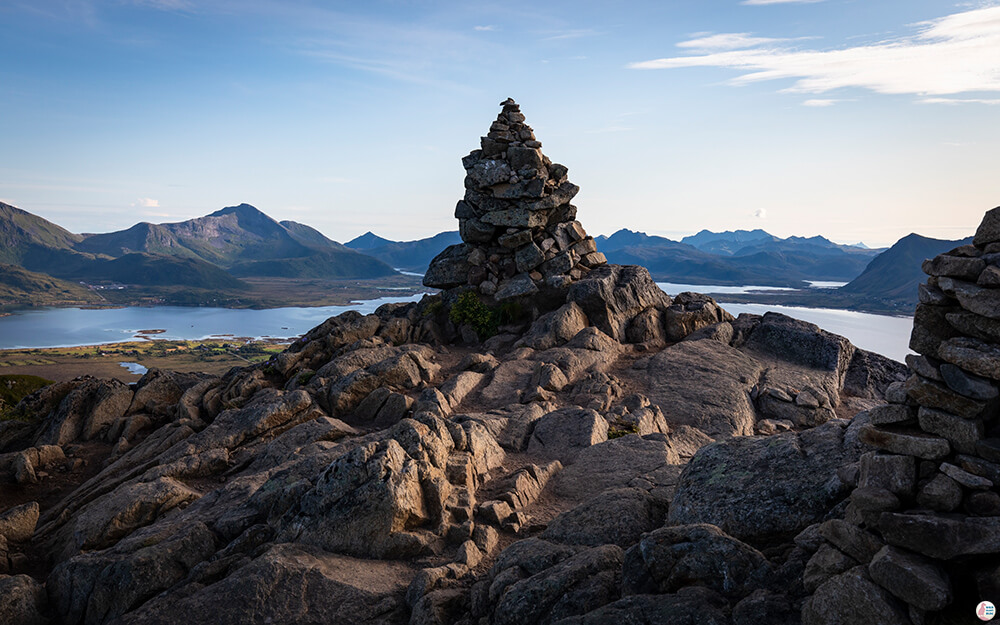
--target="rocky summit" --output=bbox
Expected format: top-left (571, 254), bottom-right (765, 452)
top-left (424, 99), bottom-right (606, 300)
top-left (0, 102), bottom-right (996, 625)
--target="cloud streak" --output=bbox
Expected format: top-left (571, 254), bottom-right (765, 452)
top-left (676, 33), bottom-right (791, 50)
top-left (629, 5), bottom-right (1000, 98)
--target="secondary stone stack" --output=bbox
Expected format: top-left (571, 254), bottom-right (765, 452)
top-left (423, 98), bottom-right (607, 300)
top-left (803, 206), bottom-right (1000, 624)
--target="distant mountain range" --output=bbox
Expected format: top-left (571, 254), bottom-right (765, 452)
top-left (0, 202), bottom-right (400, 302)
top-left (0, 202), bottom-right (411, 306)
top-left (594, 228), bottom-right (883, 287)
top-left (0, 201), bottom-right (971, 313)
top-left (713, 232), bottom-right (972, 314)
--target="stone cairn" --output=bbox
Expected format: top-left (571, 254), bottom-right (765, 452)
top-left (423, 98), bottom-right (607, 300)
top-left (812, 207), bottom-right (1000, 623)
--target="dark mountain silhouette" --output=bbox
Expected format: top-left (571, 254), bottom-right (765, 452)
top-left (595, 228), bottom-right (878, 286)
top-left (841, 233), bottom-right (974, 301)
top-left (346, 231), bottom-right (395, 251)
top-left (680, 228), bottom-right (776, 255)
top-left (347, 231), bottom-right (462, 272)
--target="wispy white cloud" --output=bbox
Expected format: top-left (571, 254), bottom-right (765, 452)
top-left (803, 98), bottom-right (838, 106)
top-left (677, 33), bottom-right (790, 50)
top-left (132, 198), bottom-right (160, 208)
top-left (474, 25), bottom-right (496, 32)
top-left (921, 97), bottom-right (1000, 105)
top-left (541, 29), bottom-right (598, 41)
top-left (743, 0), bottom-right (825, 5)
top-left (629, 5), bottom-right (1000, 99)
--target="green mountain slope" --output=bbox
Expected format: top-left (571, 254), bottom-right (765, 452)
top-left (0, 263), bottom-right (102, 305)
top-left (74, 203), bottom-right (395, 279)
top-left (69, 253), bottom-right (249, 289)
top-left (0, 202), bottom-right (103, 277)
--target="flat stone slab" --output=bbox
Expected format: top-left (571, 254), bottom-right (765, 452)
top-left (858, 424), bottom-right (950, 460)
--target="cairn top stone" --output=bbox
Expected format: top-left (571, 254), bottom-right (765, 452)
top-left (423, 99), bottom-right (606, 299)
top-left (973, 205), bottom-right (1000, 248)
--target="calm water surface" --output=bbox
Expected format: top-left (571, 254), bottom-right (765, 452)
top-left (720, 303), bottom-right (913, 363)
top-left (656, 282), bottom-right (798, 295)
top-left (0, 294), bottom-right (426, 349)
top-left (0, 291), bottom-right (912, 362)
top-left (655, 282), bottom-right (912, 362)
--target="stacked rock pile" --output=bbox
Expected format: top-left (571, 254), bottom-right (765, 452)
top-left (424, 98), bottom-right (607, 300)
top-left (805, 207), bottom-right (1000, 623)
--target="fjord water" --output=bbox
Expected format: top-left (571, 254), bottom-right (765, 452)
top-left (720, 303), bottom-right (913, 363)
top-left (656, 282), bottom-right (914, 362)
top-left (0, 291), bottom-right (913, 362)
top-left (0, 295), bottom-right (426, 349)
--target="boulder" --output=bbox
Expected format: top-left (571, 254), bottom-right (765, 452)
top-left (916, 473), bottom-right (963, 511)
top-left (644, 340), bottom-right (762, 438)
top-left (492, 544), bottom-right (624, 625)
top-left (974, 206), bottom-right (1000, 246)
top-left (868, 545), bottom-right (951, 611)
top-left (58, 477), bottom-right (200, 557)
top-left (878, 512), bottom-right (1000, 559)
top-left (34, 376), bottom-right (134, 446)
top-left (803, 544), bottom-right (858, 593)
top-left (622, 524), bottom-right (772, 600)
top-left (129, 369), bottom-right (212, 418)
top-left (516, 302), bottom-right (588, 350)
top-left (113, 543), bottom-right (412, 625)
top-left (743, 313), bottom-right (855, 387)
top-left (541, 488), bottom-right (665, 549)
top-left (663, 292), bottom-right (733, 342)
top-left (0, 502), bottom-right (39, 543)
top-left (527, 407), bottom-right (608, 462)
top-left (668, 422), bottom-right (858, 542)
top-left (423, 244), bottom-right (472, 289)
top-left (0, 574), bottom-right (47, 625)
top-left (277, 438), bottom-right (439, 559)
top-left (554, 435), bottom-right (680, 503)
top-left (567, 265), bottom-right (670, 342)
top-left (732, 590), bottom-right (800, 625)
top-left (802, 566), bottom-right (910, 625)
top-left (49, 521), bottom-right (217, 625)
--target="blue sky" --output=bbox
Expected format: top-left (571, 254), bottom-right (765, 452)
top-left (1, 0), bottom-right (997, 247)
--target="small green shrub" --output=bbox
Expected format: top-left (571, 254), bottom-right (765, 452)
top-left (607, 420), bottom-right (640, 439)
top-left (0, 374), bottom-right (53, 422)
top-left (449, 291), bottom-right (498, 339)
top-left (297, 371), bottom-right (315, 385)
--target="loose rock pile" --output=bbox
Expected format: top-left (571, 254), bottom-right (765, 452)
top-left (804, 206), bottom-right (1000, 624)
top-left (424, 99), bottom-right (607, 300)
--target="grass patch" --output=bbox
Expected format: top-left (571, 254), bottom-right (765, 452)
top-left (607, 419), bottom-right (640, 439)
top-left (448, 292), bottom-right (528, 340)
top-left (0, 373), bottom-right (54, 421)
